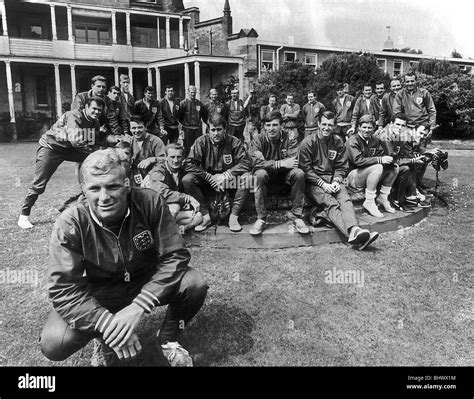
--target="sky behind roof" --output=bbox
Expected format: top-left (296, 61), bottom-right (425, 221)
top-left (183, 0), bottom-right (473, 59)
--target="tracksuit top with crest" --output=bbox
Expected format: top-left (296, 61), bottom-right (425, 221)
top-left (299, 133), bottom-right (349, 187)
top-left (47, 188), bottom-right (190, 334)
top-left (250, 131), bottom-right (299, 172)
top-left (345, 133), bottom-right (386, 172)
top-left (185, 134), bottom-right (251, 182)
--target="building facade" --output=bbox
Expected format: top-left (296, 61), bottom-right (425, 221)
top-left (0, 0), bottom-right (472, 141)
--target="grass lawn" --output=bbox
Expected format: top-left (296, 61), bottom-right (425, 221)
top-left (0, 142), bottom-right (472, 367)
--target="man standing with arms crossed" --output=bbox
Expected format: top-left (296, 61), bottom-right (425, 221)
top-left (280, 94), bottom-right (301, 142)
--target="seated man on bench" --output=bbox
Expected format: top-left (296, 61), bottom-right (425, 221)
top-left (345, 114), bottom-right (399, 218)
top-left (249, 110), bottom-right (309, 236)
top-left (299, 111), bottom-right (379, 250)
top-left (144, 143), bottom-right (203, 232)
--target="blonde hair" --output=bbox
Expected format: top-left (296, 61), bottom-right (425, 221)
top-left (80, 148), bottom-right (131, 184)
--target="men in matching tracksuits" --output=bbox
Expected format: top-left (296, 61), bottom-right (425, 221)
top-left (183, 114), bottom-right (252, 233)
top-left (179, 85), bottom-right (206, 156)
top-left (302, 91), bottom-right (326, 137)
top-left (299, 111), bottom-right (378, 250)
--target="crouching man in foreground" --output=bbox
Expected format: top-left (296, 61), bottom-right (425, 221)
top-left (40, 148), bottom-right (208, 366)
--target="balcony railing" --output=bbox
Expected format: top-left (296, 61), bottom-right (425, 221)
top-left (9, 38), bottom-right (54, 58)
top-left (74, 43), bottom-right (113, 60)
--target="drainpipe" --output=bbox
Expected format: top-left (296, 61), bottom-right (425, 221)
top-left (276, 44), bottom-right (284, 70)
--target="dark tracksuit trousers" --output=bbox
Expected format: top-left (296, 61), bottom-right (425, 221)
top-left (21, 146), bottom-right (88, 216)
top-left (40, 267), bottom-right (207, 361)
top-left (306, 182), bottom-right (358, 238)
top-left (254, 168), bottom-right (305, 219)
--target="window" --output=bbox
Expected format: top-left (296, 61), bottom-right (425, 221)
top-left (74, 25), bottom-right (111, 45)
top-left (393, 60), bottom-right (403, 76)
top-left (284, 51), bottom-right (297, 63)
top-left (458, 64), bottom-right (467, 71)
top-left (261, 49), bottom-right (275, 72)
top-left (35, 76), bottom-right (49, 108)
top-left (377, 58), bottom-right (387, 73)
top-left (30, 24), bottom-right (43, 39)
top-left (305, 53), bottom-right (317, 67)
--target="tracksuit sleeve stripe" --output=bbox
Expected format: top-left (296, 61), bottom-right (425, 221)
top-left (95, 311), bottom-right (114, 333)
top-left (133, 290), bottom-right (160, 313)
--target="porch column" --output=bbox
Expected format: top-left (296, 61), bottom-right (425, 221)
top-left (111, 11), bottom-right (117, 44)
top-left (179, 17), bottom-right (184, 49)
top-left (50, 4), bottom-right (57, 41)
top-left (155, 67), bottom-right (161, 99)
top-left (67, 5), bottom-right (73, 42)
top-left (147, 68), bottom-right (153, 87)
top-left (165, 16), bottom-right (171, 48)
top-left (156, 17), bottom-right (161, 47)
top-left (239, 62), bottom-right (244, 96)
top-left (194, 61), bottom-right (200, 100)
top-left (5, 60), bottom-right (15, 123)
top-left (126, 12), bottom-right (131, 46)
top-left (70, 63), bottom-right (76, 99)
top-left (114, 66), bottom-right (119, 86)
top-left (128, 67), bottom-right (133, 95)
top-left (0, 1), bottom-right (8, 36)
top-left (184, 62), bottom-right (189, 92)
top-left (54, 63), bottom-right (62, 117)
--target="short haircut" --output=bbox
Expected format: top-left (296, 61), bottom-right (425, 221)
top-left (86, 96), bottom-right (105, 109)
top-left (391, 113), bottom-right (408, 123)
top-left (109, 85), bottom-right (121, 93)
top-left (404, 71), bottom-right (417, 80)
top-left (363, 83), bottom-right (373, 89)
top-left (119, 74), bottom-right (130, 83)
top-left (320, 111), bottom-right (335, 121)
top-left (375, 81), bottom-right (385, 87)
top-left (265, 110), bottom-right (282, 124)
top-left (130, 114), bottom-right (145, 125)
top-left (165, 85), bottom-right (174, 91)
top-left (286, 93), bottom-right (294, 98)
top-left (115, 140), bottom-right (131, 149)
top-left (188, 85), bottom-right (197, 92)
top-left (308, 91), bottom-right (316, 96)
top-left (336, 83), bottom-right (345, 90)
top-left (359, 114), bottom-right (375, 126)
top-left (268, 94), bottom-right (276, 100)
top-left (80, 148), bottom-right (131, 184)
top-left (165, 143), bottom-right (185, 155)
top-left (208, 114), bottom-right (227, 128)
top-left (144, 86), bottom-right (155, 93)
top-left (91, 75), bottom-right (107, 85)
top-left (390, 77), bottom-right (401, 84)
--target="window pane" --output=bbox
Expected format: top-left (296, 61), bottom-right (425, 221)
top-left (75, 26), bottom-right (86, 43)
top-left (262, 50), bottom-right (273, 62)
top-left (284, 52), bottom-right (296, 62)
top-left (99, 28), bottom-right (110, 44)
top-left (87, 28), bottom-right (98, 44)
top-left (305, 54), bottom-right (316, 65)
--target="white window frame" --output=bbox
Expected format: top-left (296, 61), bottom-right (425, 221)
top-left (458, 64), bottom-right (467, 71)
top-left (304, 53), bottom-right (318, 68)
top-left (377, 58), bottom-right (387, 73)
top-left (260, 49), bottom-right (275, 72)
top-left (284, 51), bottom-right (297, 63)
top-left (393, 59), bottom-right (404, 76)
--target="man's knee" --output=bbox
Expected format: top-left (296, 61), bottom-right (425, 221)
top-left (289, 167), bottom-right (305, 183)
top-left (368, 163), bottom-right (384, 176)
top-left (254, 169), bottom-right (269, 186)
top-left (182, 173), bottom-right (198, 190)
top-left (168, 203), bottom-right (181, 218)
top-left (182, 268), bottom-right (208, 300)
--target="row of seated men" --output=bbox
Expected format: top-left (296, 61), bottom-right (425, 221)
top-left (18, 84), bottom-right (436, 252)
top-left (110, 109), bottom-right (434, 252)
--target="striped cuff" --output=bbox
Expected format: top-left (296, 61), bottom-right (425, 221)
top-left (205, 173), bottom-right (213, 182)
top-left (317, 179), bottom-right (326, 188)
top-left (133, 289), bottom-right (160, 314)
top-left (275, 160), bottom-right (281, 169)
top-left (377, 157), bottom-right (383, 164)
top-left (223, 171), bottom-right (233, 180)
top-left (182, 194), bottom-right (192, 204)
top-left (411, 158), bottom-right (416, 164)
top-left (95, 310), bottom-right (114, 334)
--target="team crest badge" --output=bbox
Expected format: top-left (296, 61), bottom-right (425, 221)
top-left (133, 230), bottom-right (153, 251)
top-left (152, 107), bottom-right (158, 114)
top-left (328, 150), bottom-right (337, 161)
top-left (281, 148), bottom-right (288, 158)
top-left (196, 105), bottom-right (201, 112)
top-left (223, 154), bottom-right (233, 165)
top-left (216, 107), bottom-right (222, 114)
top-left (314, 107), bottom-right (320, 114)
top-left (416, 97), bottom-right (423, 105)
top-left (175, 105), bottom-right (180, 111)
top-left (369, 148), bottom-right (376, 156)
top-left (134, 174), bottom-right (143, 185)
top-left (346, 101), bottom-right (351, 107)
top-left (395, 146), bottom-right (401, 154)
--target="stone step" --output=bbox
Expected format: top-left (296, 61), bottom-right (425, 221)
top-left (184, 207), bottom-right (430, 249)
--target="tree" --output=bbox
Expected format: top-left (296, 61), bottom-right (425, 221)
top-left (451, 49), bottom-right (463, 58)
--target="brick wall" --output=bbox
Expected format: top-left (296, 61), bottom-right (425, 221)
top-left (192, 22), bottom-right (229, 56)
